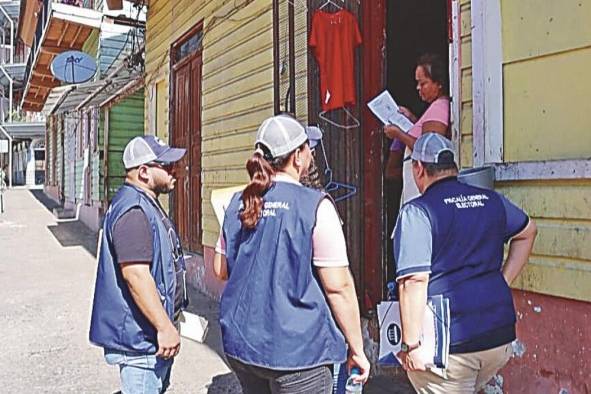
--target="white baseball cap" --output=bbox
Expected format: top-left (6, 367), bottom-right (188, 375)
top-left (123, 136), bottom-right (186, 169)
top-left (410, 132), bottom-right (456, 164)
top-left (255, 115), bottom-right (322, 159)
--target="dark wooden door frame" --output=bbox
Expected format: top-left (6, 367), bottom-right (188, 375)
top-left (169, 21), bottom-right (204, 254)
top-left (360, 0), bottom-right (387, 311)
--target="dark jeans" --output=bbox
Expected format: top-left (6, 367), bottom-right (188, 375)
top-left (227, 357), bottom-right (333, 394)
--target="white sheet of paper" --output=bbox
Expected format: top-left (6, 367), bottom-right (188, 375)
top-left (179, 311), bottom-right (209, 343)
top-left (210, 185), bottom-right (246, 226)
top-left (367, 90), bottom-right (414, 132)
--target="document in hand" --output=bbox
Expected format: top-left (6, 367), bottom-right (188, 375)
top-left (377, 295), bottom-right (450, 368)
top-left (210, 185), bottom-right (247, 226)
top-left (367, 90), bottom-right (414, 132)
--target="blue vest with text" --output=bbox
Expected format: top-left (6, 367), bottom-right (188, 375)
top-left (409, 177), bottom-right (516, 348)
top-left (220, 181), bottom-right (347, 370)
top-left (89, 184), bottom-right (179, 354)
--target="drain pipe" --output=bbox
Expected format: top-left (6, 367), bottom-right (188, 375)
top-left (0, 124), bottom-right (12, 188)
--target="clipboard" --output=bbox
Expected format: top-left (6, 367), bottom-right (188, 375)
top-left (210, 185), bottom-right (246, 226)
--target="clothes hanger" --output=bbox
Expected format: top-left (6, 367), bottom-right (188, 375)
top-left (319, 107), bottom-right (361, 130)
top-left (319, 0), bottom-right (343, 11)
top-left (316, 127), bottom-right (358, 203)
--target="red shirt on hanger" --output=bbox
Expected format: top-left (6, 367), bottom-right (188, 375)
top-left (310, 9), bottom-right (362, 112)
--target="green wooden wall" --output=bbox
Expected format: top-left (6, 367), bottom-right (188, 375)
top-left (103, 90), bottom-right (145, 200)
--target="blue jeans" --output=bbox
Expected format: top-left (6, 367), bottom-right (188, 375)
top-left (104, 349), bottom-right (173, 394)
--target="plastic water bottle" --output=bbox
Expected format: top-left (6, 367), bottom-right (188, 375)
top-left (345, 367), bottom-right (363, 393)
top-left (386, 281), bottom-right (397, 301)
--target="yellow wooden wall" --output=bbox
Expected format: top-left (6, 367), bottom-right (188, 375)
top-left (458, 0), bottom-right (473, 168)
top-left (497, 180), bottom-right (591, 302)
top-left (502, 0), bottom-right (591, 162)
top-left (277, 0), bottom-right (308, 121)
top-left (458, 0), bottom-right (591, 302)
top-left (144, 0), bottom-right (277, 247)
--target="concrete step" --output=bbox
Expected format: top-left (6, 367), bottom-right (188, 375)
top-left (53, 207), bottom-right (76, 219)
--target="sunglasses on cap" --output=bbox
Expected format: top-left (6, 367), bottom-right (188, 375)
top-left (144, 161), bottom-right (175, 172)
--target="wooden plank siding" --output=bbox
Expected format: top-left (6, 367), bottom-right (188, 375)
top-left (144, 0), bottom-right (276, 247)
top-left (458, 0), bottom-right (473, 168)
top-left (106, 91), bottom-right (145, 200)
top-left (459, 1), bottom-right (591, 302)
top-left (501, 0), bottom-right (591, 162)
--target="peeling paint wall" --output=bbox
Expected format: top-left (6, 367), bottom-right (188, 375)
top-left (501, 290), bottom-right (591, 393)
top-left (457, 1), bottom-right (590, 391)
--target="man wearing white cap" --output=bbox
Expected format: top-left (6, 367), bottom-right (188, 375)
top-left (89, 135), bottom-right (187, 393)
top-left (392, 133), bottom-right (537, 393)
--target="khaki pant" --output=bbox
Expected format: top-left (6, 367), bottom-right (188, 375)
top-left (407, 343), bottom-right (513, 394)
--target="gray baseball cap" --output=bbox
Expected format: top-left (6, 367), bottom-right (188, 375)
top-left (255, 115), bottom-right (321, 158)
top-left (123, 135), bottom-right (186, 169)
top-left (410, 132), bottom-right (456, 164)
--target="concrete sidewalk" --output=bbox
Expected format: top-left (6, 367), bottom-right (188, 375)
top-left (0, 189), bottom-right (237, 393)
top-left (0, 189), bottom-right (410, 393)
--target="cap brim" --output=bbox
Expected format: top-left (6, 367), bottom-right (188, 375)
top-left (305, 126), bottom-right (323, 149)
top-left (155, 147), bottom-right (186, 164)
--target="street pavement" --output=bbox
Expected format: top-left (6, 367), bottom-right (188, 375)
top-left (0, 189), bottom-right (410, 393)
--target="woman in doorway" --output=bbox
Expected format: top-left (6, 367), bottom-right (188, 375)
top-left (213, 115), bottom-right (370, 394)
top-left (384, 53), bottom-right (450, 203)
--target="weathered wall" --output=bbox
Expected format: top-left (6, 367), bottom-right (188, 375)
top-left (458, 1), bottom-right (591, 391)
top-left (497, 180), bottom-right (591, 303)
top-left (459, 0), bottom-right (591, 303)
top-left (458, 0), bottom-right (473, 168)
top-left (144, 0), bottom-right (276, 250)
top-left (502, 290), bottom-right (591, 393)
top-left (501, 0), bottom-right (591, 162)
top-left (105, 91), bottom-right (145, 200)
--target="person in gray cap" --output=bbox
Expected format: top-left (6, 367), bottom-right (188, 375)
top-left (213, 114), bottom-right (370, 393)
top-left (392, 133), bottom-right (537, 393)
top-left (89, 135), bottom-right (187, 394)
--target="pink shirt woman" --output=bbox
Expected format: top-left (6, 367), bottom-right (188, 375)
top-left (384, 54), bottom-right (450, 203)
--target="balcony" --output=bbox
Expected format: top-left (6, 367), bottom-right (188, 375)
top-left (21, 0), bottom-right (102, 112)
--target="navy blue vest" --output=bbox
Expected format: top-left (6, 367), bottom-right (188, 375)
top-left (220, 181), bottom-right (347, 370)
top-left (89, 184), bottom-right (182, 353)
top-left (409, 177), bottom-right (516, 350)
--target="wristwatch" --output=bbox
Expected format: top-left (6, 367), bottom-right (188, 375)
top-left (400, 341), bottom-right (421, 353)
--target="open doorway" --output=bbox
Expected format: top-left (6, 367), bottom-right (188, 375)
top-left (383, 0), bottom-right (451, 282)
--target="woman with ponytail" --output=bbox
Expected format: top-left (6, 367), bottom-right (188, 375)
top-left (213, 115), bottom-right (370, 393)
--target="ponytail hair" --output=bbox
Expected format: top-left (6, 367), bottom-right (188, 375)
top-left (240, 144), bottom-right (294, 229)
top-left (240, 148), bottom-right (274, 229)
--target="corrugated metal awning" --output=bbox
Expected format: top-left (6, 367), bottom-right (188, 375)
top-left (0, 122), bottom-right (45, 139)
top-left (42, 71), bottom-right (140, 115)
top-left (0, 63), bottom-right (26, 86)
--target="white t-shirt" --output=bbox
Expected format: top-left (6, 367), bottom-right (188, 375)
top-left (215, 174), bottom-right (349, 268)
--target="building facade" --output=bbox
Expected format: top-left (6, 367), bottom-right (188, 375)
top-left (119, 0), bottom-right (591, 391)
top-left (18, 0), bottom-right (145, 229)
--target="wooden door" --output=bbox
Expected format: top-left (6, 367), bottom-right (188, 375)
top-left (172, 26), bottom-right (203, 253)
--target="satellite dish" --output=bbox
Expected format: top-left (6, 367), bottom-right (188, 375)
top-left (50, 50), bottom-right (97, 84)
